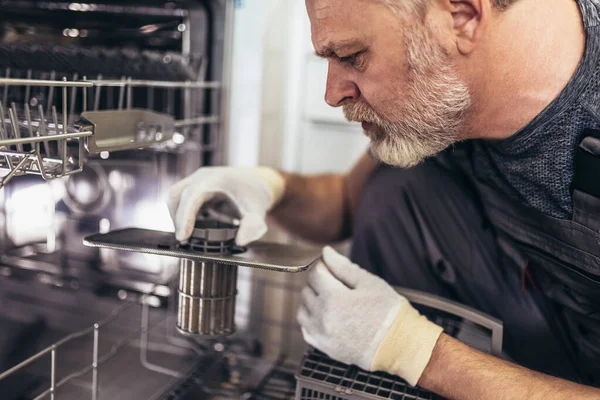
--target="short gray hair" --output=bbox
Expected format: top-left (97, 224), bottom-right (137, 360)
top-left (379, 0), bottom-right (520, 15)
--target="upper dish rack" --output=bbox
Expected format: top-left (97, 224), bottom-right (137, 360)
top-left (0, 73), bottom-right (220, 189)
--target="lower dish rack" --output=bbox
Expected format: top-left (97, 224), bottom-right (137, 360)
top-left (0, 266), bottom-right (305, 400)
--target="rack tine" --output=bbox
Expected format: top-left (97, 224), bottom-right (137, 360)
top-left (167, 87), bottom-right (174, 115)
top-left (0, 102), bottom-right (6, 141)
top-left (118, 76), bottom-right (126, 110)
top-left (126, 77), bottom-right (133, 109)
top-left (9, 103), bottom-right (23, 152)
top-left (25, 104), bottom-right (32, 133)
top-left (52, 106), bottom-right (59, 136)
top-left (69, 73), bottom-right (78, 126)
top-left (51, 105), bottom-right (64, 172)
top-left (61, 78), bottom-right (68, 175)
top-left (24, 104), bottom-right (33, 145)
top-left (2, 67), bottom-right (9, 107)
top-left (24, 69), bottom-right (32, 107)
top-left (47, 71), bottom-right (56, 117)
top-left (62, 77), bottom-right (68, 135)
top-left (46, 71), bottom-right (56, 118)
top-left (94, 74), bottom-right (102, 111)
top-left (37, 105), bottom-right (51, 158)
top-left (147, 85), bottom-right (154, 110)
top-left (82, 76), bottom-right (88, 112)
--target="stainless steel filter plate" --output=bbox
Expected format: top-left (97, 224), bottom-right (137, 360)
top-left (83, 228), bottom-right (321, 273)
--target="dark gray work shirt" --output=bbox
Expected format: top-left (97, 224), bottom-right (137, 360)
top-left (471, 0), bottom-right (600, 219)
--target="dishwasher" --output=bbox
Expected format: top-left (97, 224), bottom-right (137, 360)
top-left (0, 1), bottom-right (504, 399)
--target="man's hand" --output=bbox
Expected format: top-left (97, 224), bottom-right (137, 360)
top-left (167, 166), bottom-right (285, 246)
top-left (297, 247), bottom-right (443, 386)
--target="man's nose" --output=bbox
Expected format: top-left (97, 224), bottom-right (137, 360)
top-left (324, 63), bottom-right (359, 108)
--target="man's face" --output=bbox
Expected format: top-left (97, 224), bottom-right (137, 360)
top-left (307, 0), bottom-right (472, 167)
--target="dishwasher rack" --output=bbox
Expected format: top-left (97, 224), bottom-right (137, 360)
top-left (0, 268), bottom-right (305, 400)
top-left (0, 73), bottom-right (221, 189)
top-left (295, 289), bottom-right (504, 400)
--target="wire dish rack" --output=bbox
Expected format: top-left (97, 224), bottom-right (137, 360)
top-left (295, 288), bottom-right (504, 400)
top-left (0, 72), bottom-right (220, 189)
top-left (0, 268), bottom-right (305, 400)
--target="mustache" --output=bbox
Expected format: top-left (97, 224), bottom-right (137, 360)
top-left (343, 102), bottom-right (381, 125)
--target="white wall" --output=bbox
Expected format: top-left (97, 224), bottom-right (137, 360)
top-left (254, 0), bottom-right (369, 174)
top-left (226, 0), bottom-right (275, 167)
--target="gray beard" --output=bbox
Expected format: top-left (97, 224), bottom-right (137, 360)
top-left (344, 24), bottom-right (472, 168)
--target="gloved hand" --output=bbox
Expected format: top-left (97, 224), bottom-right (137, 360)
top-left (167, 166), bottom-right (286, 246)
top-left (297, 247), bottom-right (443, 386)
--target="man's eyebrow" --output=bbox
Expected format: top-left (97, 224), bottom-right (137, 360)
top-left (315, 40), bottom-right (364, 58)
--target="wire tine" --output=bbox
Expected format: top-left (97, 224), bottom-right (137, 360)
top-left (61, 77), bottom-right (68, 176)
top-left (34, 149), bottom-right (50, 180)
top-left (126, 77), bottom-right (133, 109)
top-left (9, 103), bottom-right (23, 152)
top-left (118, 76), bottom-right (126, 110)
top-left (38, 105), bottom-right (51, 158)
top-left (62, 77), bottom-right (68, 135)
top-left (47, 71), bottom-right (56, 117)
top-left (25, 69), bottom-right (32, 106)
top-left (62, 131), bottom-right (68, 176)
top-left (82, 75), bottom-right (88, 112)
top-left (94, 74), bottom-right (102, 111)
top-left (51, 105), bottom-right (62, 166)
top-left (2, 67), bottom-right (10, 107)
top-left (69, 73), bottom-right (78, 126)
top-left (167, 88), bottom-right (174, 115)
top-left (0, 102), bottom-right (6, 141)
top-left (24, 103), bottom-right (33, 144)
top-left (24, 104), bottom-right (32, 133)
top-left (77, 119), bottom-right (85, 171)
top-left (51, 106), bottom-right (59, 134)
top-left (147, 86), bottom-right (154, 110)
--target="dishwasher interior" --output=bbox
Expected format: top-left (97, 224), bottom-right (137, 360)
top-left (0, 1), bottom-right (311, 398)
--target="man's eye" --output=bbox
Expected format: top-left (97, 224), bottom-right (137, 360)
top-left (339, 51), bottom-right (366, 68)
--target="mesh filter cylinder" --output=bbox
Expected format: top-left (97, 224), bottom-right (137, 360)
top-left (177, 220), bottom-right (239, 337)
top-left (177, 259), bottom-right (237, 336)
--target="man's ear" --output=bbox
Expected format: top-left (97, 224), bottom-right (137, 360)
top-left (449, 0), bottom-right (490, 55)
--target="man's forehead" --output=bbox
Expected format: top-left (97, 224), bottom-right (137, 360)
top-left (306, 0), bottom-right (363, 26)
top-left (306, 0), bottom-right (374, 53)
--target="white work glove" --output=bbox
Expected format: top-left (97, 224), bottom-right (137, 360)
top-left (167, 166), bottom-right (286, 246)
top-left (297, 247), bottom-right (443, 386)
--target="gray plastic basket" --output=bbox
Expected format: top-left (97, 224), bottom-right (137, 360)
top-left (295, 288), bottom-right (504, 400)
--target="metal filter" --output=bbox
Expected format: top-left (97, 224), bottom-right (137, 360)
top-left (84, 222), bottom-right (321, 338)
top-left (177, 220), bottom-right (239, 337)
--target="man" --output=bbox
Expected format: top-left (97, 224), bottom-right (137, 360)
top-left (168, 0), bottom-right (600, 398)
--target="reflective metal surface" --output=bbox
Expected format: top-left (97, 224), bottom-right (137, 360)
top-left (84, 228), bottom-right (321, 273)
top-left (81, 109), bottom-right (175, 153)
top-left (177, 259), bottom-right (237, 337)
top-left (177, 220), bottom-right (239, 337)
